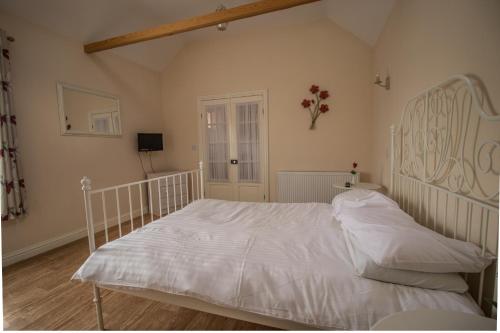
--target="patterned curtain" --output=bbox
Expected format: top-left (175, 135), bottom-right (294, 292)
top-left (1, 30), bottom-right (26, 221)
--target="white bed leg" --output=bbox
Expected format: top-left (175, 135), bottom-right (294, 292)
top-left (93, 284), bottom-right (104, 330)
top-left (82, 178), bottom-right (104, 329)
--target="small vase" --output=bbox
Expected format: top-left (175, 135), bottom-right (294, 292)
top-left (351, 174), bottom-right (357, 185)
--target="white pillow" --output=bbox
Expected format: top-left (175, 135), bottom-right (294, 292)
top-left (332, 189), bottom-right (398, 218)
top-left (337, 194), bottom-right (493, 273)
top-left (342, 225), bottom-right (468, 293)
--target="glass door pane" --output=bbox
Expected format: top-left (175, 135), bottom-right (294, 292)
top-left (235, 102), bottom-right (260, 183)
top-left (205, 104), bottom-right (229, 182)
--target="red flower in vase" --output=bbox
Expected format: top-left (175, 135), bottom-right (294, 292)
top-left (301, 99), bottom-right (311, 108)
top-left (310, 85), bottom-right (319, 94)
top-left (351, 162), bottom-right (358, 175)
top-left (319, 104), bottom-right (329, 113)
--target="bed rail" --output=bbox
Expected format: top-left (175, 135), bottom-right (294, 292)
top-left (389, 74), bottom-right (499, 317)
top-left (80, 162), bottom-right (204, 329)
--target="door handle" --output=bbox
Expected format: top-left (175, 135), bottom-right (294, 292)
top-left (230, 159), bottom-right (238, 165)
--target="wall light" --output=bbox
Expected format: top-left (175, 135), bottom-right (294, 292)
top-left (374, 73), bottom-right (390, 90)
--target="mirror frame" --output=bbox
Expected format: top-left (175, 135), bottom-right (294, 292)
top-left (56, 81), bottom-right (122, 137)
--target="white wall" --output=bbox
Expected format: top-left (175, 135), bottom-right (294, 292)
top-left (160, 19), bottom-right (374, 201)
top-left (371, 0), bottom-right (500, 187)
top-left (1, 12), bottom-right (167, 259)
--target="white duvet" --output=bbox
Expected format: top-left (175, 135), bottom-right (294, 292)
top-left (72, 199), bottom-right (482, 330)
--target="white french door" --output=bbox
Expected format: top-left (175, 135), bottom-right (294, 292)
top-left (199, 91), bottom-right (268, 202)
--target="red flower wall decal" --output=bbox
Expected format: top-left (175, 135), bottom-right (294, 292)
top-left (319, 90), bottom-right (329, 99)
top-left (301, 84), bottom-right (331, 129)
top-left (309, 85), bottom-right (319, 94)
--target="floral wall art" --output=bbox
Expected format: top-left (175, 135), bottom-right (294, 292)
top-left (301, 84), bottom-right (330, 130)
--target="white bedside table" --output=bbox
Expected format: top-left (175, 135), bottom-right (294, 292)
top-left (371, 309), bottom-right (496, 330)
top-left (333, 182), bottom-right (382, 191)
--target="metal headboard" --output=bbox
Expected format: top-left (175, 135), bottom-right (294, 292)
top-left (389, 74), bottom-right (500, 316)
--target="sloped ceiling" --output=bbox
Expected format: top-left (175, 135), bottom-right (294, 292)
top-left (0, 0), bottom-right (395, 71)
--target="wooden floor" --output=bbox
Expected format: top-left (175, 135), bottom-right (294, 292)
top-left (2, 217), bottom-right (275, 330)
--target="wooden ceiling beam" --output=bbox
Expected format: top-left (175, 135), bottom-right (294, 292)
top-left (84, 0), bottom-right (320, 53)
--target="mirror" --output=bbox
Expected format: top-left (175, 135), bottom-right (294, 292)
top-left (57, 82), bottom-right (121, 136)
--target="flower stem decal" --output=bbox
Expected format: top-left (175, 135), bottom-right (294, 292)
top-left (301, 85), bottom-right (331, 129)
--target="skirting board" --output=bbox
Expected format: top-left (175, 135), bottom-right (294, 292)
top-left (2, 208), bottom-right (147, 267)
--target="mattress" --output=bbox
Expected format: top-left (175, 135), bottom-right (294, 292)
top-left (72, 199), bottom-right (482, 330)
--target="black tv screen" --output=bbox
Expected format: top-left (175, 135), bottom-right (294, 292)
top-left (138, 133), bottom-right (163, 152)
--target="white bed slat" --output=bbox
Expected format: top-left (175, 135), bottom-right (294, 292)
top-left (443, 193), bottom-right (448, 237)
top-left (101, 192), bottom-right (109, 243)
top-left (433, 189), bottom-right (438, 231)
top-left (196, 172), bottom-right (200, 200)
top-left (165, 177), bottom-right (170, 215)
top-left (139, 183), bottom-right (144, 227)
top-left (185, 173), bottom-right (189, 205)
top-left (190, 172), bottom-right (194, 203)
top-left (157, 179), bottom-right (162, 218)
top-left (149, 181), bottom-right (153, 222)
top-left (128, 185), bottom-right (134, 231)
top-left (173, 176), bottom-right (177, 211)
top-left (115, 188), bottom-right (122, 237)
top-left (179, 175), bottom-right (184, 209)
top-left (454, 197), bottom-right (459, 239)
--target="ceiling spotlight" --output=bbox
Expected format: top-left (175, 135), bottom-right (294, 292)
top-left (216, 5), bottom-right (228, 31)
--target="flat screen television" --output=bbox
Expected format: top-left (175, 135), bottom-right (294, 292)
top-left (138, 133), bottom-right (163, 152)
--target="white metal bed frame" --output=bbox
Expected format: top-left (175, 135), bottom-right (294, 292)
top-left (81, 163), bottom-right (316, 330)
top-left (81, 164), bottom-right (206, 330)
top-left (389, 74), bottom-right (499, 316)
top-left (80, 74), bottom-right (499, 330)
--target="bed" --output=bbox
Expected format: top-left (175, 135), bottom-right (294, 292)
top-left (73, 74), bottom-right (499, 330)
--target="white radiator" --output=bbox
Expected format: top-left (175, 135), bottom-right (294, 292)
top-left (277, 171), bottom-right (359, 203)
